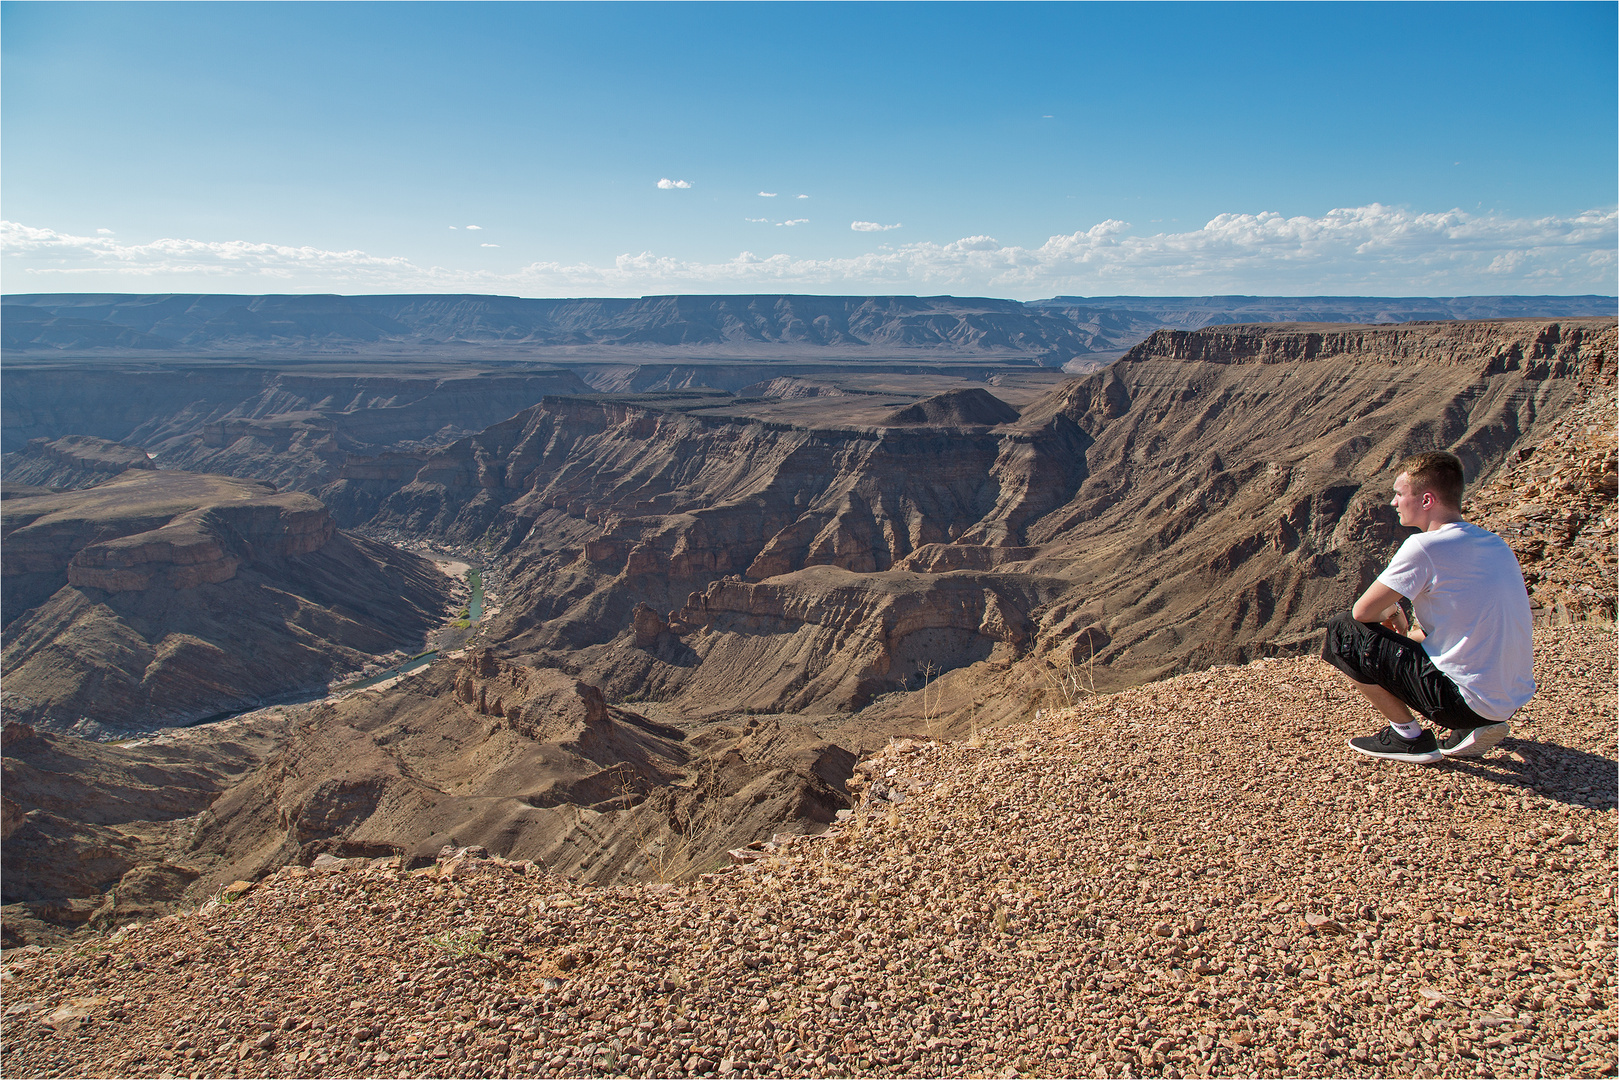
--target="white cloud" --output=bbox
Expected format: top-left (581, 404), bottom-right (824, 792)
top-left (466, 225), bottom-right (482, 230)
top-left (776, 219), bottom-right (808, 227)
top-left (852, 221), bottom-right (902, 232)
top-left (96, 228), bottom-right (114, 235)
top-left (481, 243), bottom-right (500, 248)
top-left (5, 204), bottom-right (1613, 299)
top-left (656, 178), bottom-right (693, 190)
top-left (796, 194), bottom-right (809, 199)
top-left (758, 192), bottom-right (778, 198)
top-left (0, 220), bottom-right (423, 284)
top-left (448, 226), bottom-right (458, 230)
top-left (745, 217), bottom-right (770, 223)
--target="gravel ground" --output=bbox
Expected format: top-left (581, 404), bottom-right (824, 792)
top-left (3, 625), bottom-right (1613, 1080)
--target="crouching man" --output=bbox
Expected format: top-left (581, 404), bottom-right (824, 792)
top-left (1321, 451), bottom-right (1534, 763)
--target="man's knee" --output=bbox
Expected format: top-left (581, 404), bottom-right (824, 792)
top-left (1321, 610), bottom-right (1359, 663)
top-left (1321, 609), bottom-right (1388, 691)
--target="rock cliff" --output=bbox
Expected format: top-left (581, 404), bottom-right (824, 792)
top-left (996, 318), bottom-right (1614, 688)
top-left (1, 711), bottom-right (292, 940)
top-left (0, 471), bottom-right (452, 735)
top-left (1468, 383), bottom-right (1617, 621)
top-left (347, 319), bottom-right (1614, 723)
top-left (0, 435), bottom-right (153, 490)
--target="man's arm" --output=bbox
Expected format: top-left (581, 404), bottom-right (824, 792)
top-left (1352, 580), bottom-right (1412, 636)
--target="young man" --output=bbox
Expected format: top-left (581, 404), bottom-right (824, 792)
top-left (1321, 450), bottom-right (1535, 764)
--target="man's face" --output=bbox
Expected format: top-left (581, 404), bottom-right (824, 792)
top-left (1390, 472), bottom-right (1430, 527)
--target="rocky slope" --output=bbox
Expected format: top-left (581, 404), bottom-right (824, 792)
top-left (180, 645), bottom-right (858, 898)
top-left (0, 470), bottom-right (453, 735)
top-left (1, 434), bottom-right (154, 490)
top-left (1, 623), bottom-right (1611, 1079)
top-left (1468, 384), bottom-right (1617, 622)
top-left (1, 709), bottom-right (298, 944)
top-left (996, 317), bottom-right (1615, 688)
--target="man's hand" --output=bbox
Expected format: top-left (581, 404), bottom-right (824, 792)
top-left (1353, 580), bottom-right (1411, 636)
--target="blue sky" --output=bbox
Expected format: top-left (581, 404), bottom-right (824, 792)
top-left (3, 1), bottom-right (1615, 299)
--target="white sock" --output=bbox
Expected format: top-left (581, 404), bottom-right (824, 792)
top-left (1390, 719), bottom-right (1424, 740)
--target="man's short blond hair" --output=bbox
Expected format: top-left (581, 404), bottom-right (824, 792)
top-left (1396, 450), bottom-right (1465, 509)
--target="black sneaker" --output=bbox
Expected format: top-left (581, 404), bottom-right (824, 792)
top-left (1347, 726), bottom-right (1442, 764)
top-left (1438, 722), bottom-right (1510, 758)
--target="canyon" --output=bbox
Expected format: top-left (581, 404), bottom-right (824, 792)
top-left (2, 303), bottom-right (1614, 949)
top-left (1, 468), bottom-right (453, 735)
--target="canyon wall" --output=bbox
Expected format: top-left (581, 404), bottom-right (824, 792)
top-left (0, 435), bottom-right (154, 491)
top-left (336, 318), bottom-right (1613, 717)
top-left (0, 470), bottom-right (453, 735)
top-left (1006, 318), bottom-right (1613, 682)
top-left (16, 318), bottom-right (1601, 732)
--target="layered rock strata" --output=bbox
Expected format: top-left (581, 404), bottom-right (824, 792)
top-left (2, 472), bottom-right (330, 621)
top-left (0, 367), bottom-right (592, 484)
top-left (0, 435), bottom-right (153, 490)
top-left (353, 319), bottom-right (1614, 720)
top-left (1002, 318), bottom-right (1615, 686)
top-left (0, 471), bottom-right (451, 734)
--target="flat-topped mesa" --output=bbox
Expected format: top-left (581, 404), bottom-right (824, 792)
top-left (1124, 318), bottom-right (1616, 379)
top-left (67, 497), bottom-right (333, 591)
top-left (2, 471), bottom-right (336, 598)
top-left (0, 471), bottom-right (447, 736)
top-left (2, 293), bottom-right (1095, 363)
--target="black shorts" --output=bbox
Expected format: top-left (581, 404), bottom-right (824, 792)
top-left (1320, 610), bottom-right (1491, 730)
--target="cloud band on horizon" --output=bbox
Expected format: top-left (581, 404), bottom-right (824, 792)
top-left (5, 204), bottom-right (1614, 298)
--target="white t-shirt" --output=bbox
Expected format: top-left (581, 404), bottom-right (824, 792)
top-left (1376, 521), bottom-right (1535, 722)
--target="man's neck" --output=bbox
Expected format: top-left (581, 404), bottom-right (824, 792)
top-left (1421, 511), bottom-right (1465, 533)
